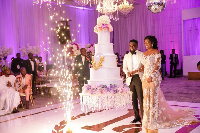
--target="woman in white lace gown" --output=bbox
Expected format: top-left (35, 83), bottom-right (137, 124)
top-left (141, 36), bottom-right (198, 133)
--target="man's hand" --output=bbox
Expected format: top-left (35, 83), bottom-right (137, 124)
top-left (147, 76), bottom-right (152, 83)
top-left (7, 81), bottom-right (12, 87)
top-left (86, 56), bottom-right (90, 61)
top-left (131, 70), bottom-right (137, 75)
top-left (22, 85), bottom-right (28, 90)
top-left (127, 72), bottom-right (132, 77)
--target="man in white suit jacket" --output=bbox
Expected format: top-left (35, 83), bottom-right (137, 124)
top-left (123, 39), bottom-right (144, 123)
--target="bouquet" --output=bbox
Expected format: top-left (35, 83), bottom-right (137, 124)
top-left (94, 15), bottom-right (113, 34)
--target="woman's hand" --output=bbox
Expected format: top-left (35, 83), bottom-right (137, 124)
top-left (147, 76), bottom-right (152, 83)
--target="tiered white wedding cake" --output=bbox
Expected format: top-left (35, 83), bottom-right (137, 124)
top-left (80, 15), bottom-right (132, 113)
top-left (89, 31), bottom-right (123, 86)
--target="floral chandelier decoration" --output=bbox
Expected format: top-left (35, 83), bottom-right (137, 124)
top-left (146, 0), bottom-right (176, 14)
top-left (96, 1), bottom-right (118, 16)
top-left (33, 0), bottom-right (65, 6)
top-left (118, 0), bottom-right (134, 15)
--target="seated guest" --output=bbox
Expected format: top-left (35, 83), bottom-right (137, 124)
top-left (16, 67), bottom-right (31, 109)
top-left (0, 66), bottom-right (20, 115)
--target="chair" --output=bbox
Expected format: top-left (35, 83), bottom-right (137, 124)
top-left (15, 75), bottom-right (34, 109)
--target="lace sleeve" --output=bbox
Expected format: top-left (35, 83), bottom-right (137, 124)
top-left (155, 53), bottom-right (161, 69)
top-left (150, 53), bottom-right (161, 79)
top-left (141, 54), bottom-right (145, 65)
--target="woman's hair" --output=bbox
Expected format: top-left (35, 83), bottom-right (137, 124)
top-left (144, 36), bottom-right (158, 49)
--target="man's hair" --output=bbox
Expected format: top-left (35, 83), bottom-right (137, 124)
top-left (197, 61), bottom-right (200, 66)
top-left (129, 39), bottom-right (138, 45)
top-left (80, 48), bottom-right (86, 51)
top-left (39, 56), bottom-right (42, 58)
top-left (20, 67), bottom-right (26, 71)
top-left (16, 53), bottom-right (20, 56)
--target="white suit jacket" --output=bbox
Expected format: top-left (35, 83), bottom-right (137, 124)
top-left (123, 51), bottom-right (143, 86)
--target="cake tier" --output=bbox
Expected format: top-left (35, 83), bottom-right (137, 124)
top-left (90, 67), bottom-right (120, 80)
top-left (93, 55), bottom-right (117, 68)
top-left (88, 79), bottom-right (123, 87)
top-left (98, 30), bottom-right (110, 44)
top-left (95, 43), bottom-right (114, 55)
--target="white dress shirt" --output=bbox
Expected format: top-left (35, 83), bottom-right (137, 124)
top-left (132, 51), bottom-right (140, 73)
top-left (81, 55), bottom-right (85, 65)
top-left (22, 76), bottom-right (26, 87)
top-left (29, 59), bottom-right (34, 71)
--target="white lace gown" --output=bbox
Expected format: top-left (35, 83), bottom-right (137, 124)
top-left (141, 53), bottom-right (198, 130)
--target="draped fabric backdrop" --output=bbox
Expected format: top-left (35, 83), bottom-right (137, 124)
top-left (0, 0), bottom-right (200, 72)
top-left (0, 0), bottom-right (98, 64)
top-left (113, 0), bottom-right (200, 72)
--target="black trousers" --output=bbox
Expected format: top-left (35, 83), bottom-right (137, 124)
top-left (78, 76), bottom-right (88, 93)
top-left (129, 74), bottom-right (143, 120)
top-left (31, 71), bottom-right (36, 93)
top-left (170, 63), bottom-right (177, 77)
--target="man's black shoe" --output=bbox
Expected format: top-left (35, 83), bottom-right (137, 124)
top-left (12, 109), bottom-right (19, 113)
top-left (130, 119), bottom-right (141, 123)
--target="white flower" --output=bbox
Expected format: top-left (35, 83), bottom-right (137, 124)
top-left (0, 45), bottom-right (13, 57)
top-left (97, 15), bottom-right (110, 24)
top-left (19, 44), bottom-right (41, 56)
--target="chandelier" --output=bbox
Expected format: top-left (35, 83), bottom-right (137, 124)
top-left (96, 0), bottom-right (120, 21)
top-left (73, 0), bottom-right (89, 6)
top-left (118, 0), bottom-right (134, 15)
top-left (33, 0), bottom-right (65, 6)
top-left (96, 1), bottom-right (118, 15)
top-left (146, 0), bottom-right (176, 14)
